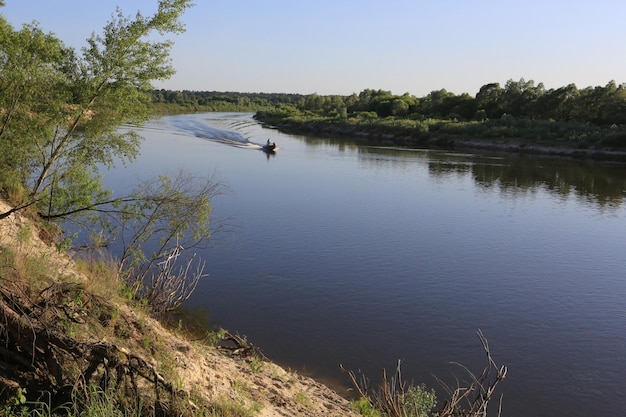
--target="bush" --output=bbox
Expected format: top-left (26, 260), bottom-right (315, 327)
top-left (400, 385), bottom-right (437, 417)
top-left (342, 330), bottom-right (507, 417)
top-left (350, 396), bottom-right (382, 417)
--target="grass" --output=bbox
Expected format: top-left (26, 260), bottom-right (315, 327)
top-left (76, 385), bottom-right (143, 417)
top-left (0, 239), bottom-right (56, 296)
top-left (293, 391), bottom-right (312, 408)
top-left (0, 235), bottom-right (195, 417)
top-left (205, 398), bottom-right (259, 417)
top-left (74, 254), bottom-right (120, 301)
top-left (228, 380), bottom-right (263, 416)
top-left (247, 356), bottom-right (265, 374)
top-left (350, 397), bottom-right (382, 417)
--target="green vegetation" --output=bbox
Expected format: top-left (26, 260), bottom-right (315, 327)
top-left (0, 2), bottom-right (232, 416)
top-left (343, 332), bottom-right (506, 417)
top-left (249, 82), bottom-right (626, 153)
top-left (293, 391), bottom-right (312, 408)
top-left (349, 385), bottom-right (436, 417)
top-left (0, 0), bottom-right (223, 316)
top-left (350, 396), bottom-right (382, 417)
top-left (398, 385), bottom-right (437, 417)
top-left (1, 0), bottom-right (192, 219)
top-left (149, 81), bottom-right (626, 157)
top-left (0, 218), bottom-right (262, 417)
top-left (151, 90), bottom-right (303, 113)
top-left (248, 356), bottom-right (265, 374)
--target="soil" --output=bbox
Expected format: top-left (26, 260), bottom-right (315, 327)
top-left (0, 199), bottom-right (359, 417)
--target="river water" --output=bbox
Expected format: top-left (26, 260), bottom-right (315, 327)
top-left (107, 113), bottom-right (626, 417)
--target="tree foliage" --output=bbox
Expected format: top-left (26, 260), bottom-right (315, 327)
top-left (112, 171), bottom-right (226, 282)
top-left (243, 78), bottom-right (626, 151)
top-left (0, 2), bottom-right (226, 313)
top-left (271, 78), bottom-right (626, 126)
top-left (151, 89), bottom-right (304, 113)
top-left (0, 0), bottom-right (193, 220)
top-left (169, 77), bottom-right (626, 131)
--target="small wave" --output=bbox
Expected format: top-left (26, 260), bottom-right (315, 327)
top-left (160, 114), bottom-right (275, 152)
top-left (167, 116), bottom-right (250, 146)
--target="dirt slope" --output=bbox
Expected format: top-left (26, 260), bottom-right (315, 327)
top-left (0, 200), bottom-right (358, 417)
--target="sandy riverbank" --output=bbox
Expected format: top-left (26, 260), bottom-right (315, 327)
top-left (0, 200), bottom-right (359, 417)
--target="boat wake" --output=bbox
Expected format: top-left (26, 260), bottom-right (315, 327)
top-left (164, 114), bottom-right (274, 152)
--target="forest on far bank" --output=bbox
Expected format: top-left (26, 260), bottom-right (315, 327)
top-left (152, 79), bottom-right (626, 151)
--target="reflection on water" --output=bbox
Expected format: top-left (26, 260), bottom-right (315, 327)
top-left (471, 158), bottom-right (625, 208)
top-left (356, 146), bottom-right (626, 209)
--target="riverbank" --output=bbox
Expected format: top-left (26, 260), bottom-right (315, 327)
top-left (0, 199), bottom-right (358, 417)
top-left (253, 113), bottom-right (626, 164)
top-left (431, 135), bottom-right (626, 163)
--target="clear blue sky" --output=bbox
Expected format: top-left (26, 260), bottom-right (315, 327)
top-left (2, 0), bottom-right (625, 97)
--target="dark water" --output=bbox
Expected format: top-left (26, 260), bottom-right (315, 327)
top-left (108, 113), bottom-right (626, 417)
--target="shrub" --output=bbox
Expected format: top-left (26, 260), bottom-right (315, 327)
top-left (350, 396), bottom-right (382, 417)
top-left (342, 330), bottom-right (507, 417)
top-left (399, 384), bottom-right (437, 417)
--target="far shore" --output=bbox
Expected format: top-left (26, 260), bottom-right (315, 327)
top-left (428, 135), bottom-right (626, 164)
top-left (261, 121), bottom-right (626, 165)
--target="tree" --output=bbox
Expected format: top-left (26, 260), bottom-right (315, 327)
top-left (419, 89), bottom-right (472, 119)
top-left (475, 83), bottom-right (504, 119)
top-left (0, 2), bottom-right (217, 312)
top-left (108, 170), bottom-right (228, 314)
top-left (500, 78), bottom-right (544, 117)
top-left (535, 83), bottom-right (579, 121)
top-left (572, 80), bottom-right (626, 125)
top-left (302, 93), bottom-right (325, 111)
top-left (0, 17), bottom-right (73, 199)
top-left (0, 0), bottom-right (194, 221)
top-left (348, 89), bottom-right (393, 114)
top-left (391, 98), bottom-right (410, 117)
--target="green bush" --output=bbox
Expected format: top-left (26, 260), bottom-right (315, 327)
top-left (350, 396), bottom-right (381, 417)
top-left (399, 384), bottom-right (437, 417)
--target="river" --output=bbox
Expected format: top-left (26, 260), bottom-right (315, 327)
top-left (106, 113), bottom-right (626, 417)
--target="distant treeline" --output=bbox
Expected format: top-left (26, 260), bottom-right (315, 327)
top-left (153, 79), bottom-right (626, 151)
top-left (153, 79), bottom-right (626, 124)
top-left (273, 79), bottom-right (626, 125)
top-left (151, 89), bottom-right (305, 113)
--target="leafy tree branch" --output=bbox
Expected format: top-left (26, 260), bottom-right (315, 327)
top-left (0, 0), bottom-right (193, 223)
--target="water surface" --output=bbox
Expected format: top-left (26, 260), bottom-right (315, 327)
top-left (108, 113), bottom-right (626, 417)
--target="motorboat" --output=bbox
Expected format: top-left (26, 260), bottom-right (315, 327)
top-left (263, 141), bottom-right (277, 152)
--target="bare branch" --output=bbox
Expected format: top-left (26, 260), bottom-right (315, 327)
top-left (138, 244), bottom-right (207, 315)
top-left (438, 329), bottom-right (507, 417)
top-left (341, 330), bottom-right (506, 417)
top-left (340, 364), bottom-right (369, 400)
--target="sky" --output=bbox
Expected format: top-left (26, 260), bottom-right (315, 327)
top-left (2, 0), bottom-right (626, 97)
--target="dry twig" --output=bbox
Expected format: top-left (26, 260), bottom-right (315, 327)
top-left (144, 245), bottom-right (207, 315)
top-left (436, 329), bottom-right (507, 417)
top-left (341, 329), bottom-right (507, 417)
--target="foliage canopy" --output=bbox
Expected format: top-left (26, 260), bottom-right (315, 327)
top-left (0, 0), bottom-right (193, 221)
top-left (0, 2), bottom-right (225, 314)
